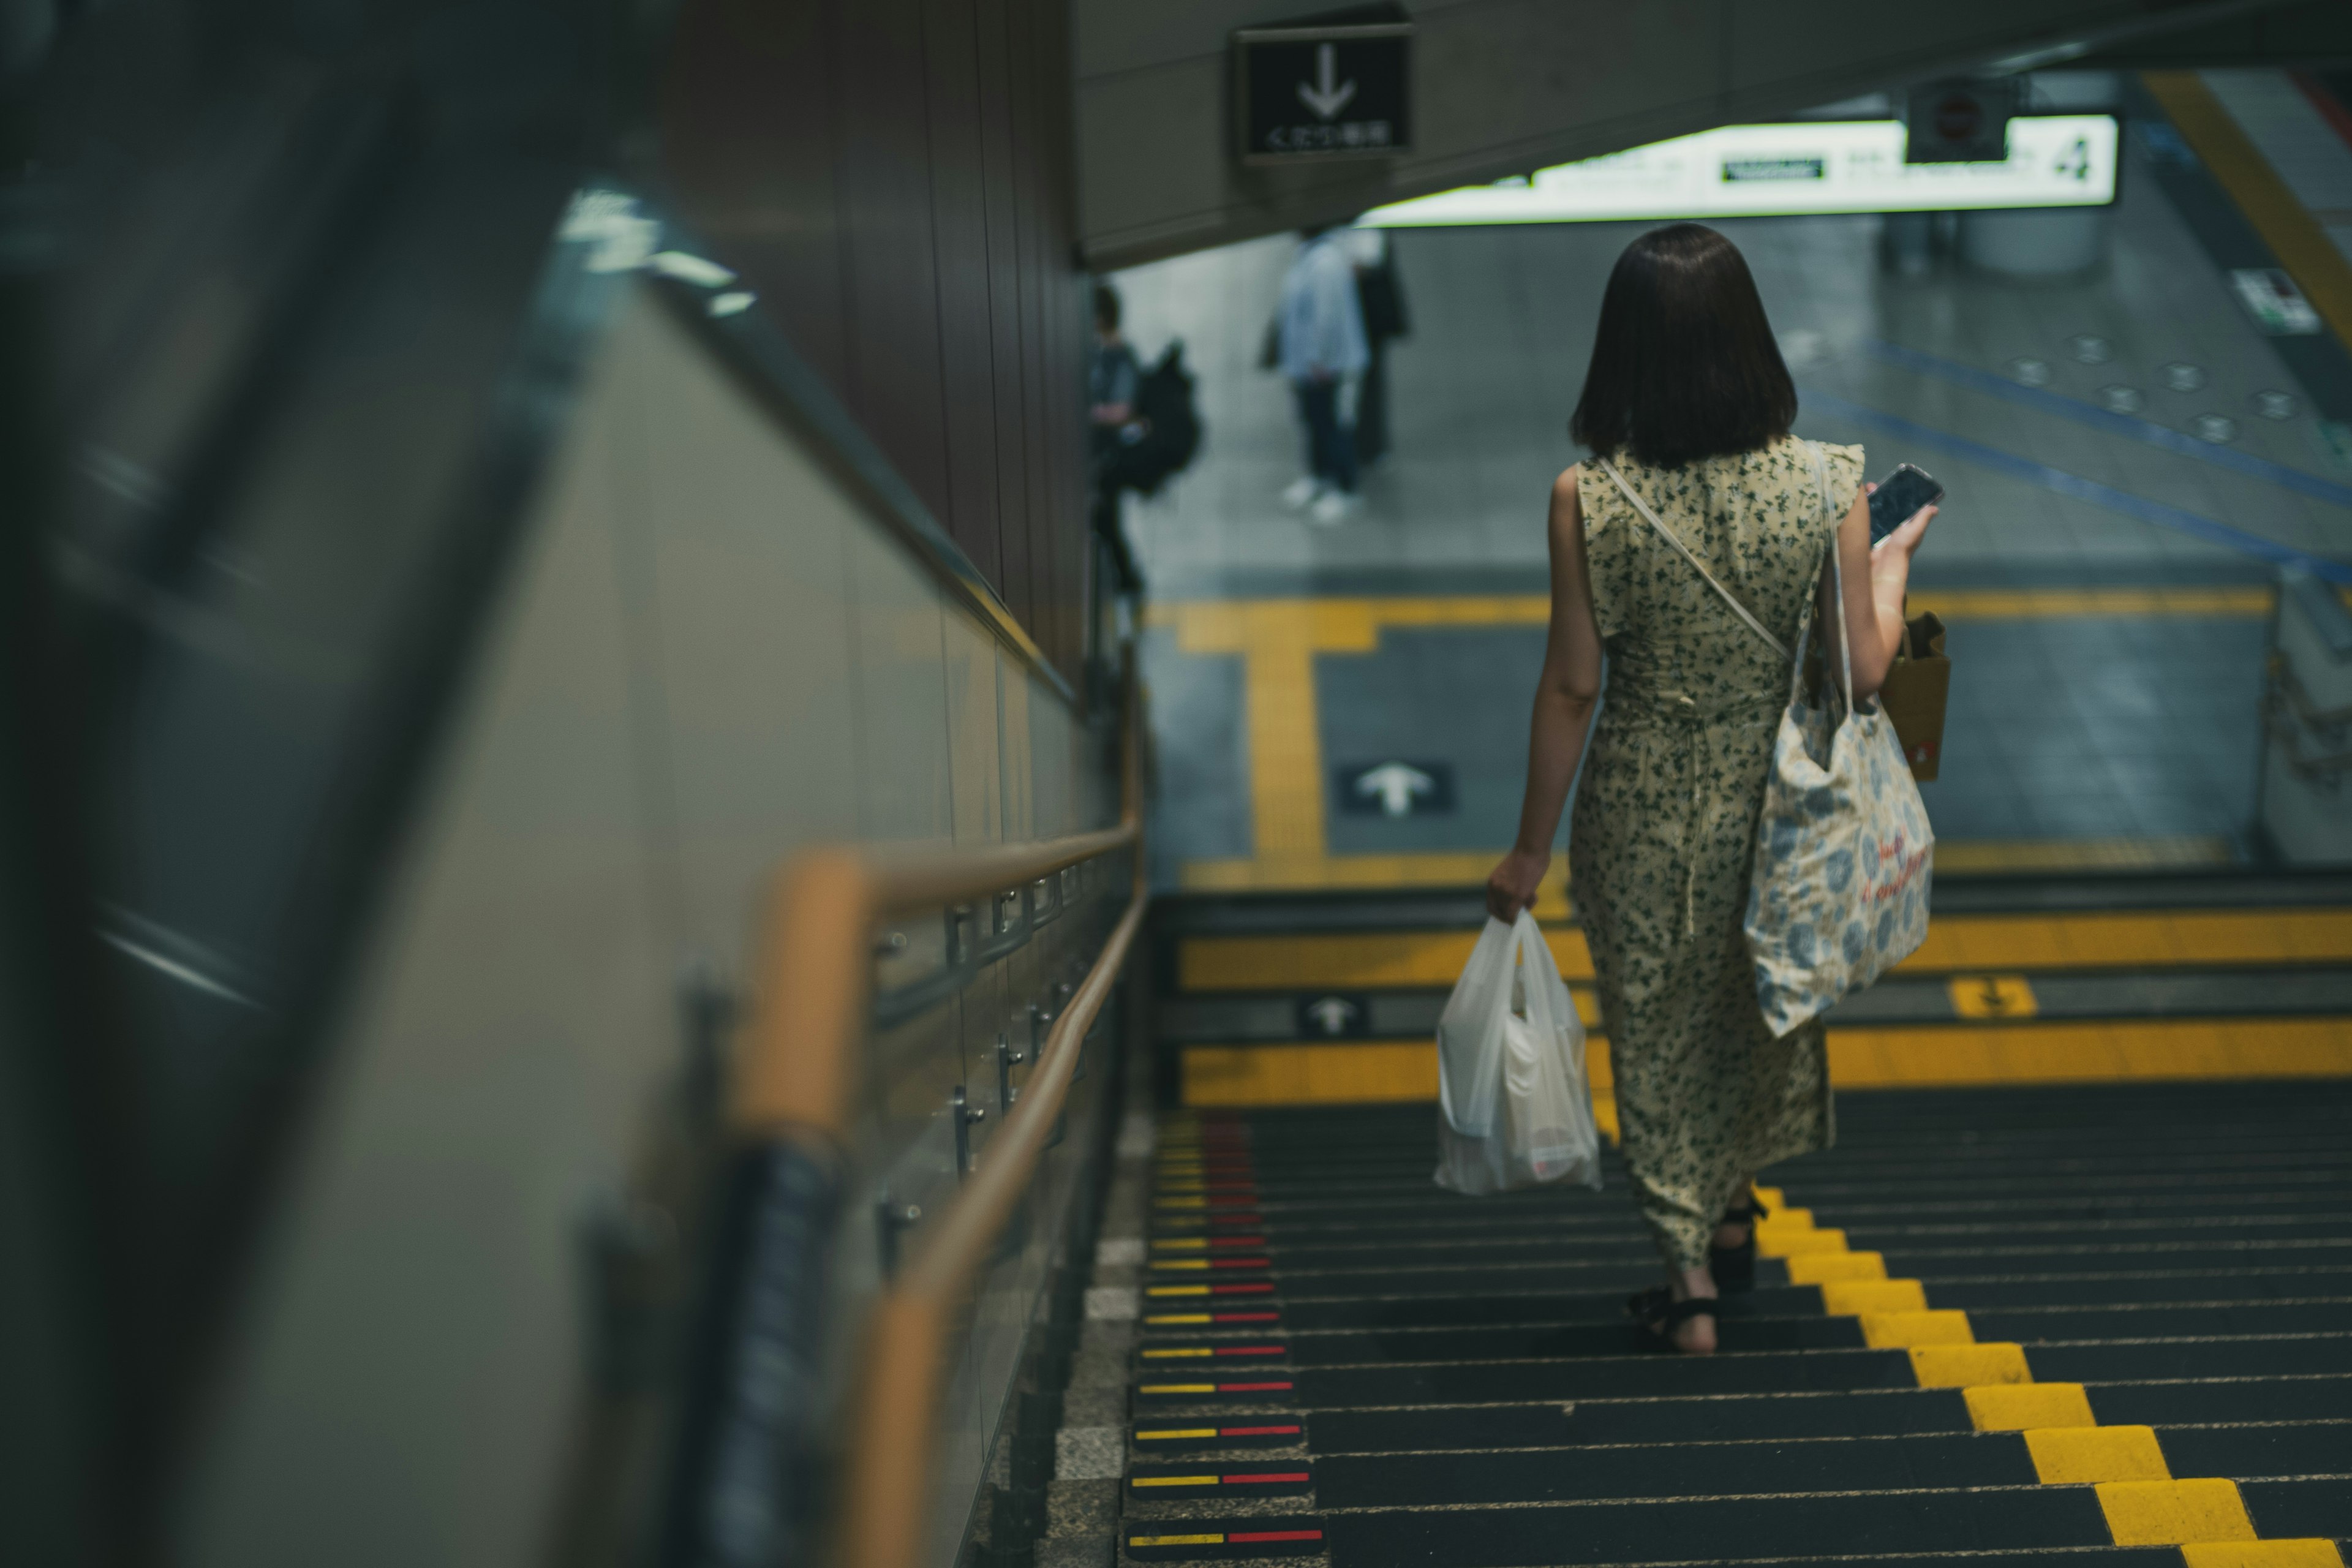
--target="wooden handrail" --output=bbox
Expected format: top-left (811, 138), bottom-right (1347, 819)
top-left (733, 821), bottom-right (1137, 1142)
top-left (837, 876), bottom-right (1147, 1568)
top-left (725, 674), bottom-right (1147, 1568)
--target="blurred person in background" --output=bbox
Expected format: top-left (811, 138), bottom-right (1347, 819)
top-left (1089, 282), bottom-right (1146, 595)
top-left (1349, 225), bottom-right (1409, 469)
top-left (1277, 225), bottom-right (1368, 527)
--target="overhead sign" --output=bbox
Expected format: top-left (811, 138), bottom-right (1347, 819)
top-left (1360, 115), bottom-right (2119, 227)
top-left (1905, 79), bottom-right (2020, 164)
top-left (1234, 12), bottom-right (1412, 164)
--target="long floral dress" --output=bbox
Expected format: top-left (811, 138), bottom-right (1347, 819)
top-left (1567, 436), bottom-right (1864, 1270)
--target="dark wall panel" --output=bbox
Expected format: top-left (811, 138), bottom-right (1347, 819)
top-left (922, 0), bottom-right (1006, 597)
top-left (658, 0), bottom-right (1090, 679)
top-left (656, 0), bottom-right (848, 391)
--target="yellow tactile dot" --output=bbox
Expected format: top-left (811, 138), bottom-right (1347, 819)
top-left (1760, 1227), bottom-right (1849, 1257)
top-left (2180, 1541), bottom-right (2348, 1568)
top-left (2025, 1425), bottom-right (2171, 1483)
top-left (1861, 1310), bottom-right (1975, 1348)
top-left (1821, 1279), bottom-right (1928, 1314)
top-left (1910, 1342), bottom-right (2031, 1386)
top-left (2096, 1479), bottom-right (2256, 1545)
top-left (1966, 1382), bottom-right (2096, 1430)
top-left (1785, 1251), bottom-right (1887, 1284)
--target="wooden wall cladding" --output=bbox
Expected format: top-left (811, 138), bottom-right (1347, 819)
top-left (657, 0), bottom-right (1092, 682)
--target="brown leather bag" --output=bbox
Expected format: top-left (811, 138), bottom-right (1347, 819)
top-left (1879, 611), bottom-right (1951, 781)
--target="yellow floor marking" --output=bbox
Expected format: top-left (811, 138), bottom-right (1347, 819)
top-left (1178, 1017), bottom-right (2352, 1108)
top-left (1826, 1017), bottom-right (2352, 1087)
top-left (1139, 1348), bottom-right (1213, 1359)
top-left (1131, 1476), bottom-right (1219, 1487)
top-left (1134, 1428), bottom-right (1219, 1441)
top-left (1182, 928), bottom-right (1595, 990)
top-left (1910, 1343), bottom-right (2032, 1385)
top-left (1146, 1314), bottom-right (1213, 1325)
top-left (1128, 1534), bottom-right (1226, 1547)
top-left (2182, 1544), bottom-right (2349, 1568)
top-left (1182, 839), bottom-right (2228, 894)
top-left (2145, 72), bottom-right (2352, 356)
top-left (1820, 1279), bottom-right (1926, 1314)
top-left (2097, 1477), bottom-right (2258, 1545)
top-left (1785, 1251), bottom-right (1887, 1284)
top-left (1758, 1226), bottom-right (1849, 1256)
top-left (1948, 975), bottom-right (2038, 1020)
top-left (1136, 1384), bottom-right (1216, 1395)
top-left (1907, 587), bottom-right (2272, 620)
top-left (1180, 850), bottom-right (1572, 916)
top-left (1967, 1383), bottom-right (2097, 1431)
top-left (2026, 1426), bottom-right (2172, 1484)
top-left (1932, 838), bottom-right (2236, 873)
top-left (1178, 909), bottom-right (2352, 993)
top-left (1860, 1310), bottom-right (1975, 1348)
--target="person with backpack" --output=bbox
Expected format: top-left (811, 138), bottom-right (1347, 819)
top-left (1088, 284), bottom-right (1204, 600)
top-left (1088, 284), bottom-right (1147, 595)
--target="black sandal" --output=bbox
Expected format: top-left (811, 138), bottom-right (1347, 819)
top-left (1709, 1193), bottom-right (1769, 1293)
top-left (1627, 1286), bottom-right (1719, 1352)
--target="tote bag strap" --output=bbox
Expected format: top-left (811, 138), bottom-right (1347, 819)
top-left (1594, 457), bottom-right (1791, 665)
top-left (1801, 441), bottom-right (1857, 710)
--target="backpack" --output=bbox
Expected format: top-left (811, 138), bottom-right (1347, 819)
top-left (1109, 341), bottom-right (1202, 496)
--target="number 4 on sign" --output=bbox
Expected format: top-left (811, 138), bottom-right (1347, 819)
top-left (1947, 975), bottom-right (2037, 1020)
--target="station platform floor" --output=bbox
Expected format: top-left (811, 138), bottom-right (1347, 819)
top-left (1111, 69), bottom-right (2352, 895)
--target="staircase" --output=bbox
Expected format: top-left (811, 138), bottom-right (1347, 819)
top-left (1106, 877), bottom-right (2352, 1568)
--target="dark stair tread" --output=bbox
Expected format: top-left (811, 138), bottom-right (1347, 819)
top-left (2241, 1475), bottom-right (2352, 1540)
top-left (1312, 1431), bottom-right (2036, 1507)
top-left (2157, 1420), bottom-right (2352, 1480)
top-left (1312, 1485), bottom-right (2114, 1567)
top-left (1306, 1390), bottom-right (1977, 1452)
top-left (2089, 1374), bottom-right (2352, 1424)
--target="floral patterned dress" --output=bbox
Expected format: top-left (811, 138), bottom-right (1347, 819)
top-left (1567, 436), bottom-right (1864, 1270)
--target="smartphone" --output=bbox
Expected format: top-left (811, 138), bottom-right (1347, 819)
top-left (1868, 464), bottom-right (1944, 544)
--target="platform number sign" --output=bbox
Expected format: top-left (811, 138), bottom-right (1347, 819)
top-left (1234, 12), bottom-right (1413, 165)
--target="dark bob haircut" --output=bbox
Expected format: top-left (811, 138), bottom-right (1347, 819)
top-left (1569, 224), bottom-right (1797, 469)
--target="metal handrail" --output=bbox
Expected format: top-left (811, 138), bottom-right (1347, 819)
top-left (717, 679), bottom-right (1144, 1568)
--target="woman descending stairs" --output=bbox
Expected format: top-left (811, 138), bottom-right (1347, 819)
top-left (1111, 1082), bottom-right (2352, 1568)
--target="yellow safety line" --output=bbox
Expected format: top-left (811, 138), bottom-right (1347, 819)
top-left (1180, 836), bottom-right (2234, 895)
top-left (1757, 1189), bottom-right (2344, 1565)
top-left (1179, 908), bottom-right (2352, 992)
top-left (1177, 1017), bottom-right (2352, 1108)
top-left (2144, 71), bottom-right (2352, 358)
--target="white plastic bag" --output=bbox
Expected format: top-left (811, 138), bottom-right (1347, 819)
top-left (1434, 912), bottom-right (1602, 1195)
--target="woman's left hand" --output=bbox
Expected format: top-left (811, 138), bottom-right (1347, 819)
top-left (1485, 848), bottom-right (1550, 922)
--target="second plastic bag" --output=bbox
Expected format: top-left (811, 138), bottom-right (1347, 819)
top-left (1433, 911), bottom-right (1602, 1195)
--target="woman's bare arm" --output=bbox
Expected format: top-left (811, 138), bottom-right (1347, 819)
top-left (1821, 486), bottom-right (1936, 701)
top-left (1486, 469), bottom-right (1607, 920)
